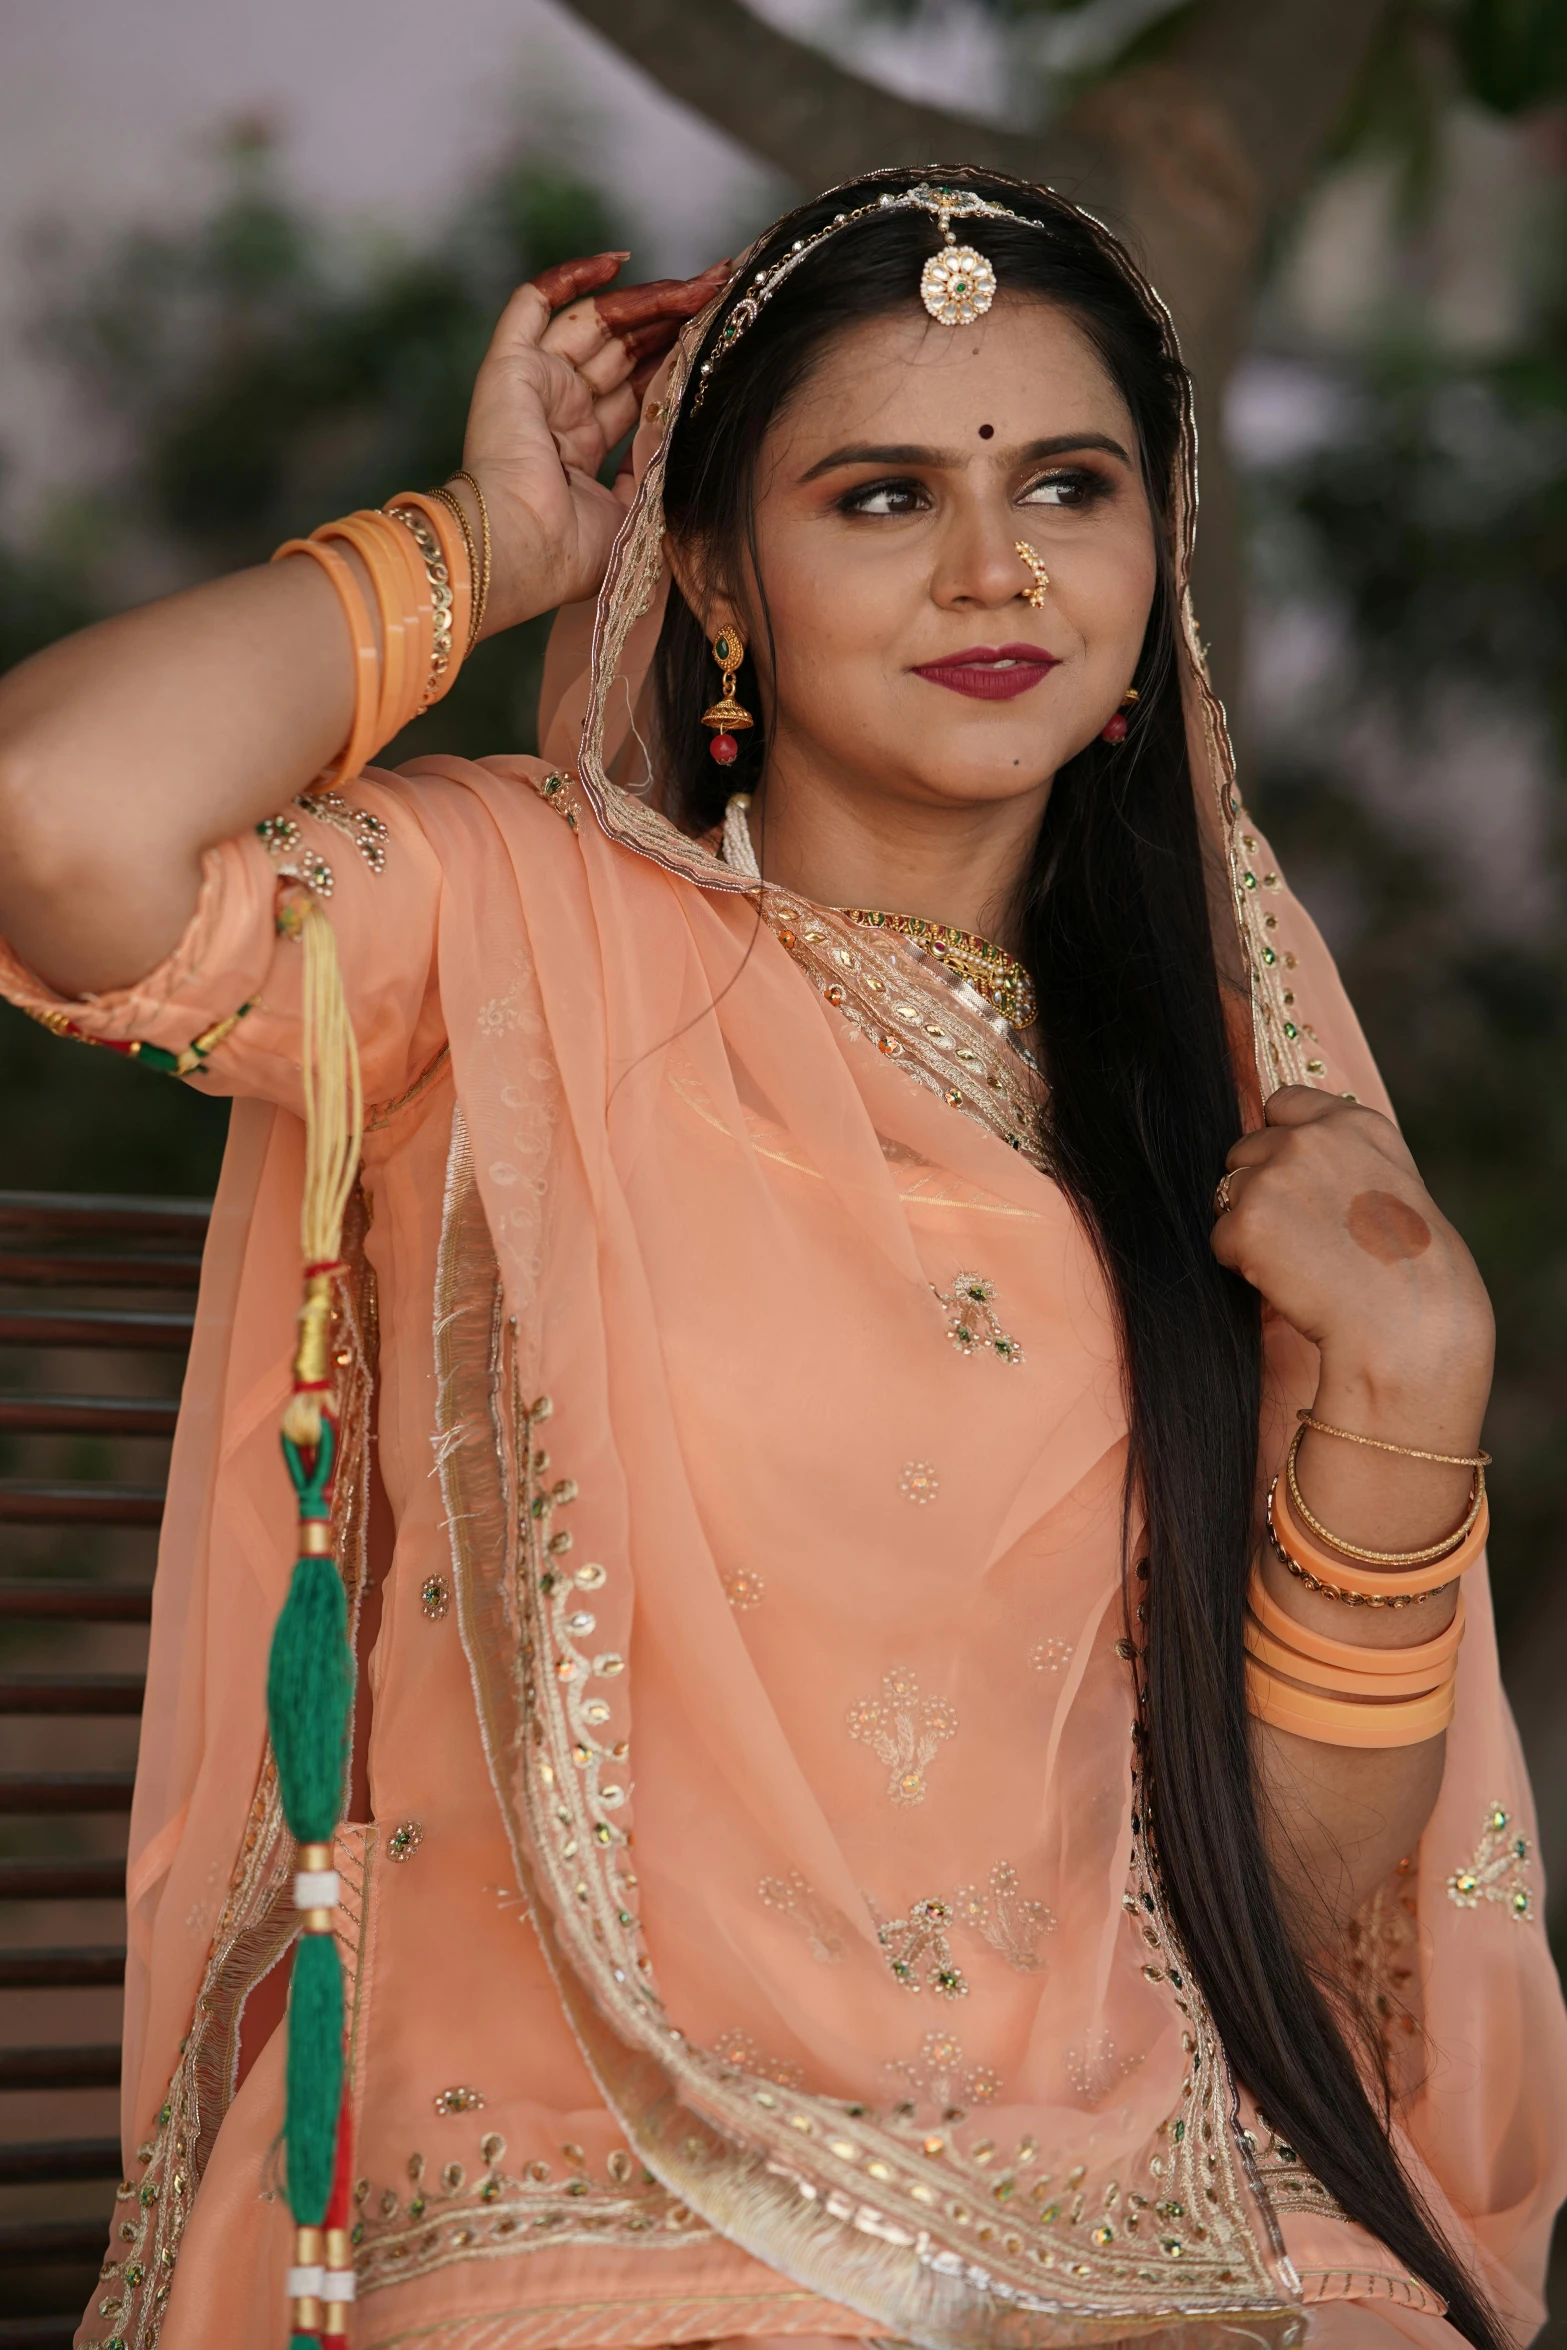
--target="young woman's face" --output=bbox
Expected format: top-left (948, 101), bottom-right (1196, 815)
top-left (737, 293), bottom-right (1158, 818)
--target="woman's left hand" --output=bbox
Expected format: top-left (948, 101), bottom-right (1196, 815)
top-left (1210, 1088), bottom-right (1493, 1439)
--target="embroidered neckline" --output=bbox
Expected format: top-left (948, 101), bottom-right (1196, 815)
top-left (837, 908), bottom-right (1035, 1030)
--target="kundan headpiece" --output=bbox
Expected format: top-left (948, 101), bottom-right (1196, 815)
top-left (691, 180), bottom-right (1036, 407)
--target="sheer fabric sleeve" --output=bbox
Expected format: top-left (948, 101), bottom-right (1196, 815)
top-left (0, 774), bottom-right (445, 1116)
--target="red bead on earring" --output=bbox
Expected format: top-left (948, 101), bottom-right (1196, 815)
top-left (1101, 686), bottom-right (1139, 744)
top-left (709, 732), bottom-right (739, 766)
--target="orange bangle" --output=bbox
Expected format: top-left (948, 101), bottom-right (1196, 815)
top-left (270, 535), bottom-right (381, 788)
top-left (1270, 1470), bottom-right (1488, 1605)
top-left (313, 511), bottom-right (429, 743)
top-left (1244, 1656), bottom-right (1456, 1748)
top-left (1247, 1564), bottom-right (1466, 1681)
top-left (1245, 1613), bottom-right (1457, 1700)
top-left (386, 490), bottom-right (471, 689)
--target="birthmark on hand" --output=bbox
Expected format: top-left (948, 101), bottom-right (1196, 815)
top-left (1346, 1189), bottom-right (1431, 1264)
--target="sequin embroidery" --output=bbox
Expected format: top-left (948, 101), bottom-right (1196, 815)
top-left (1447, 1801), bottom-right (1534, 1920)
top-left (876, 1895), bottom-right (968, 1998)
top-left (932, 1273), bottom-right (1024, 1366)
top-left (846, 1666), bottom-right (959, 1806)
top-left (951, 1861), bottom-right (1054, 1972)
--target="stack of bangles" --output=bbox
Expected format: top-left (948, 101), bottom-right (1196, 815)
top-left (271, 471), bottom-right (491, 782)
top-left (1246, 1412), bottom-right (1491, 1748)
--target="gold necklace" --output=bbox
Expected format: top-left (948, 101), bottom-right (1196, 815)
top-left (836, 907), bottom-right (1037, 1029)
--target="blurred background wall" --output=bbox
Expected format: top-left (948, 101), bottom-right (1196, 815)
top-left (0, 0), bottom-right (1563, 2262)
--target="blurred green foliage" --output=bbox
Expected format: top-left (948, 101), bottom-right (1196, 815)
top-left (1243, 205), bottom-right (1567, 1650)
top-left (0, 139), bottom-right (624, 1196)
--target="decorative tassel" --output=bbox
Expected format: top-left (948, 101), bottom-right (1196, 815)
top-left (279, 893), bottom-right (363, 1447)
top-left (266, 882), bottom-right (364, 2344)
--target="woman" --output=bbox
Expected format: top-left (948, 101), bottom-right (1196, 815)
top-left (0, 168), bottom-right (1560, 2350)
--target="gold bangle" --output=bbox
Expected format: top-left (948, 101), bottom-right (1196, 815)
top-left (447, 469), bottom-right (491, 649)
top-left (425, 483), bottom-right (479, 651)
top-left (1297, 1409), bottom-right (1490, 1470)
top-left (1286, 1423), bottom-right (1483, 1568)
top-left (385, 504), bottom-right (455, 706)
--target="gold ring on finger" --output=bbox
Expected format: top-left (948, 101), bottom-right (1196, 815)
top-left (1212, 1170), bottom-right (1237, 1219)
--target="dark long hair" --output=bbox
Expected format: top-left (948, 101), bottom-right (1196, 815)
top-left (651, 173), bottom-right (1501, 2350)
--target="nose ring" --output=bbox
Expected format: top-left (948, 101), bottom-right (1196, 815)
top-left (1014, 540), bottom-right (1050, 609)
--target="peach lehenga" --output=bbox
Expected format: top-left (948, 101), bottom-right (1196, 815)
top-left (2, 181), bottom-right (1563, 2350)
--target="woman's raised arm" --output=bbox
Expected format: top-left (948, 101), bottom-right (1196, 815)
top-left (0, 254), bottom-right (725, 1000)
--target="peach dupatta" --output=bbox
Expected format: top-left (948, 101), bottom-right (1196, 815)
top-left (3, 170), bottom-right (1558, 2350)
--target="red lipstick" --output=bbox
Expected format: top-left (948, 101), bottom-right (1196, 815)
top-left (911, 643), bottom-right (1060, 701)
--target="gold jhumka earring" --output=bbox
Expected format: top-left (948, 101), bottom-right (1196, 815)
top-left (1014, 541), bottom-right (1050, 608)
top-left (702, 622), bottom-right (754, 767)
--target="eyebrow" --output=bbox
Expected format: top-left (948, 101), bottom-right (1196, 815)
top-left (799, 431), bottom-right (1132, 481)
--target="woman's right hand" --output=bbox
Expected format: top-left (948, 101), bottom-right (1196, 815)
top-left (458, 252), bottom-right (729, 636)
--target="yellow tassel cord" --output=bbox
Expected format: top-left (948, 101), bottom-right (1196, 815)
top-left (280, 892), bottom-right (364, 1445)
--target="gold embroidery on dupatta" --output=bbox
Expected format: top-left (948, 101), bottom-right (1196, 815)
top-left (846, 1666), bottom-right (959, 1807)
top-left (97, 1216), bottom-right (380, 2350)
top-left (434, 1116), bottom-right (1303, 2344)
top-left (1447, 1799), bottom-right (1535, 1920)
top-left (932, 1272), bottom-right (1025, 1365)
top-left (1246, 2127), bottom-right (1346, 2227)
top-left (761, 894), bottom-right (1049, 1170)
top-left (353, 2131), bottom-right (697, 2296)
top-left (714, 2030), bottom-right (806, 2087)
top-left (884, 2029), bottom-right (1000, 2109)
top-left (1344, 1859), bottom-right (1426, 2103)
top-left (876, 1896), bottom-right (969, 1999)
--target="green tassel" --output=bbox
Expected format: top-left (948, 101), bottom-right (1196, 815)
top-left (267, 1551), bottom-right (354, 1844)
top-left (284, 1930), bottom-right (344, 2225)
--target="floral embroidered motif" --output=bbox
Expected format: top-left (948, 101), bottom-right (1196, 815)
top-left (532, 769), bottom-right (581, 829)
top-left (932, 1273), bottom-right (1023, 1366)
top-left (876, 1895), bottom-right (968, 1998)
top-left (1029, 1637), bottom-right (1072, 1675)
top-left (258, 810), bottom-right (334, 895)
top-left (885, 2029), bottom-right (1001, 2112)
top-left (387, 1821), bottom-right (423, 1863)
top-left (846, 1665), bottom-right (958, 1806)
top-left (900, 1460), bottom-right (939, 1506)
top-left (951, 1861), bottom-right (1053, 1972)
top-left (420, 1573), bottom-right (450, 1620)
top-left (1447, 1800), bottom-right (1534, 1919)
top-left (722, 1564), bottom-right (766, 1609)
top-left (297, 785), bottom-right (389, 872)
top-left (757, 1870), bottom-right (845, 1963)
top-left (434, 2085), bottom-right (485, 2116)
top-left (713, 2029), bottom-right (804, 2087)
top-left (1063, 2031), bottom-right (1141, 2105)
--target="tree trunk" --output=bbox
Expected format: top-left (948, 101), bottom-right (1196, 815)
top-left (552, 0), bottom-right (1389, 702)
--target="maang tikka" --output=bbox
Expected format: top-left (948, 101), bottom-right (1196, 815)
top-left (702, 623), bottom-right (754, 767)
top-left (692, 182), bottom-right (1042, 409)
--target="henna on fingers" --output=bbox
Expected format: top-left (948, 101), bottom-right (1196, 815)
top-left (529, 251), bottom-right (630, 311)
